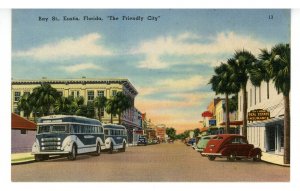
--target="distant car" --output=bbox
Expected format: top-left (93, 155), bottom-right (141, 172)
top-left (186, 138), bottom-right (196, 146)
top-left (195, 135), bottom-right (215, 153)
top-left (137, 136), bottom-right (148, 146)
top-left (152, 138), bottom-right (160, 144)
top-left (202, 134), bottom-right (262, 161)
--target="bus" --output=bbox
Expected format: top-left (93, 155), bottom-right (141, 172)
top-left (32, 115), bottom-right (104, 161)
top-left (103, 124), bottom-right (127, 153)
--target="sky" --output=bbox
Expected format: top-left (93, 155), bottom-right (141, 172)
top-left (12, 9), bottom-right (290, 133)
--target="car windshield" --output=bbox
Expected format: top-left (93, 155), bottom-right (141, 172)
top-left (38, 125), bottom-right (68, 134)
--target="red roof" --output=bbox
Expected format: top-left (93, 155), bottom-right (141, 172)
top-left (219, 121), bottom-right (243, 126)
top-left (201, 111), bottom-right (213, 117)
top-left (11, 113), bottom-right (36, 130)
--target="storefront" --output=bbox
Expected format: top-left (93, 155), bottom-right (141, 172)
top-left (248, 117), bottom-right (284, 155)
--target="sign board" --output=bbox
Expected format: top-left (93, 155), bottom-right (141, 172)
top-left (209, 119), bottom-right (216, 126)
top-left (248, 109), bottom-right (270, 122)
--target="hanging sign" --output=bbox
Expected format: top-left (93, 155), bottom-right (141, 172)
top-left (248, 109), bottom-right (270, 122)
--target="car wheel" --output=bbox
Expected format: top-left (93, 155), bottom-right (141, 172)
top-left (208, 156), bottom-right (216, 161)
top-left (253, 153), bottom-right (261, 161)
top-left (227, 153), bottom-right (236, 162)
top-left (122, 142), bottom-right (126, 152)
top-left (68, 144), bottom-right (77, 160)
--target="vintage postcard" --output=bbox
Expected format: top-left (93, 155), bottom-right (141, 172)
top-left (11, 9), bottom-right (290, 184)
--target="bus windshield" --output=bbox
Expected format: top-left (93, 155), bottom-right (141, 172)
top-left (38, 125), bottom-right (69, 134)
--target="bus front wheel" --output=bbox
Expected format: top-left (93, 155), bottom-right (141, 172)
top-left (95, 143), bottom-right (101, 156)
top-left (121, 142), bottom-right (126, 152)
top-left (109, 143), bottom-right (114, 154)
top-left (68, 144), bottom-right (77, 160)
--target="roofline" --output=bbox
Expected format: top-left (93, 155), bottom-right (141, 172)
top-left (12, 78), bottom-right (138, 95)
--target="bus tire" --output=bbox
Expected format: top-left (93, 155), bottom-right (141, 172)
top-left (95, 143), bottom-right (101, 156)
top-left (68, 144), bottom-right (77, 160)
top-left (35, 154), bottom-right (43, 162)
top-left (121, 142), bottom-right (126, 152)
top-left (109, 143), bottom-right (114, 154)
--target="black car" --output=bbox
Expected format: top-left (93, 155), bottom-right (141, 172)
top-left (137, 136), bottom-right (148, 146)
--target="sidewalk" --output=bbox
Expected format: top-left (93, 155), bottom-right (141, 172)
top-left (11, 152), bottom-right (35, 165)
top-left (261, 152), bottom-right (290, 167)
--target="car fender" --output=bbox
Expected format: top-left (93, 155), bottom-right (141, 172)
top-left (219, 146), bottom-right (233, 156)
top-left (249, 147), bottom-right (262, 157)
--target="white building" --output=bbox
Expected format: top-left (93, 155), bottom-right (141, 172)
top-left (238, 80), bottom-right (285, 164)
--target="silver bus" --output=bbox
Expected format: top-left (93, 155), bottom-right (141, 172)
top-left (103, 124), bottom-right (128, 153)
top-left (32, 115), bottom-right (104, 161)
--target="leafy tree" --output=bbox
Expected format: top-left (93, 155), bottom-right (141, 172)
top-left (166, 127), bottom-right (176, 139)
top-left (54, 96), bottom-right (73, 115)
top-left (193, 128), bottom-right (200, 137)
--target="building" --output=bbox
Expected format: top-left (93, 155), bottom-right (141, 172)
top-left (11, 78), bottom-right (140, 143)
top-left (11, 113), bottom-right (36, 153)
top-left (215, 99), bottom-right (240, 134)
top-left (156, 124), bottom-right (166, 141)
top-left (238, 80), bottom-right (286, 165)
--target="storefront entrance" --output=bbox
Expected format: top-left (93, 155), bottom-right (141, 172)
top-left (265, 120), bottom-right (284, 154)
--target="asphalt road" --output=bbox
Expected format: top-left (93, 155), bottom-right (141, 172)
top-left (11, 141), bottom-right (289, 182)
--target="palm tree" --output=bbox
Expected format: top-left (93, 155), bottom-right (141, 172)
top-left (54, 96), bottom-right (73, 115)
top-left (94, 96), bottom-right (107, 122)
top-left (105, 98), bottom-right (117, 123)
top-left (105, 92), bottom-right (133, 124)
top-left (249, 49), bottom-right (272, 98)
top-left (31, 83), bottom-right (61, 116)
top-left (269, 43), bottom-right (290, 164)
top-left (228, 50), bottom-right (257, 137)
top-left (209, 63), bottom-right (240, 133)
top-left (17, 93), bottom-right (32, 119)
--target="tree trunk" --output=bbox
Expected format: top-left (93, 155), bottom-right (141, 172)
top-left (242, 86), bottom-right (248, 137)
top-left (284, 94), bottom-right (290, 164)
top-left (225, 93), bottom-right (230, 134)
top-left (110, 113), bottom-right (113, 123)
top-left (118, 113), bottom-right (121, 125)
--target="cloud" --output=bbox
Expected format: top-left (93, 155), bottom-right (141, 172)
top-left (13, 33), bottom-right (112, 60)
top-left (137, 75), bottom-right (210, 97)
top-left (134, 31), bottom-right (273, 69)
top-left (60, 62), bottom-right (103, 73)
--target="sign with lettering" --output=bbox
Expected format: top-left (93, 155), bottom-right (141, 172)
top-left (248, 109), bottom-right (270, 122)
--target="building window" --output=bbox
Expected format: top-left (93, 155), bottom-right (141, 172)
top-left (14, 108), bottom-right (20, 115)
top-left (112, 90), bottom-right (117, 96)
top-left (14, 91), bottom-right (21, 102)
top-left (20, 129), bottom-right (27, 134)
top-left (71, 90), bottom-right (80, 98)
top-left (98, 90), bottom-right (105, 97)
top-left (100, 108), bottom-right (104, 117)
top-left (87, 91), bottom-right (94, 101)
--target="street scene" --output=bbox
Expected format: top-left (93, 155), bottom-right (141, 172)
top-left (11, 9), bottom-right (291, 185)
top-left (11, 141), bottom-right (289, 182)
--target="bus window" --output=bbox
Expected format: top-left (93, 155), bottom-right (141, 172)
top-left (104, 129), bottom-right (109, 135)
top-left (100, 126), bottom-right (103, 133)
top-left (38, 125), bottom-right (50, 134)
top-left (52, 125), bottom-right (68, 133)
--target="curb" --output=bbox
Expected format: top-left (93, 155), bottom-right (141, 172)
top-left (11, 159), bottom-right (35, 165)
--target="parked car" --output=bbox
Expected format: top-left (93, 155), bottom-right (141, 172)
top-left (137, 136), bottom-right (148, 146)
top-left (195, 135), bottom-right (215, 153)
top-left (202, 134), bottom-right (262, 162)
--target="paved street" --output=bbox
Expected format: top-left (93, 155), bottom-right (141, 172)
top-left (11, 141), bottom-right (289, 182)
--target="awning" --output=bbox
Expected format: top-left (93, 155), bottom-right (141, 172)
top-left (219, 121), bottom-right (243, 126)
top-left (201, 111), bottom-right (213, 117)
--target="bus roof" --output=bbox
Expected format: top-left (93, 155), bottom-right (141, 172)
top-left (37, 115), bottom-right (101, 126)
top-left (103, 124), bottom-right (126, 130)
